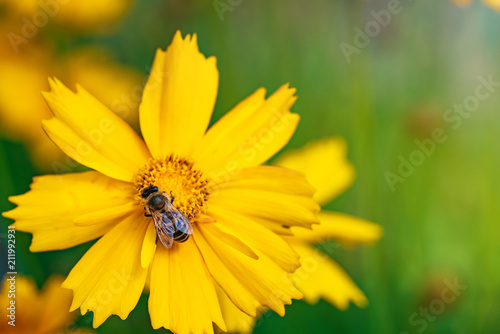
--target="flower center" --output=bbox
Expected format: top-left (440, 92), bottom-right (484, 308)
top-left (133, 155), bottom-right (209, 220)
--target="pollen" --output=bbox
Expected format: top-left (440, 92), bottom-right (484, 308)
top-left (133, 155), bottom-right (209, 220)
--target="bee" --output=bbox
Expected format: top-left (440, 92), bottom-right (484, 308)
top-left (141, 185), bottom-right (193, 248)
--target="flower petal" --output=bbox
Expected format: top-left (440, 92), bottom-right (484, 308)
top-left (208, 205), bottom-right (300, 272)
top-left (63, 212), bottom-right (149, 328)
top-left (148, 239), bottom-right (226, 333)
top-left (140, 31), bottom-right (219, 158)
top-left (209, 170), bottom-right (319, 231)
top-left (2, 172), bottom-right (136, 251)
top-left (216, 285), bottom-right (257, 334)
top-left (274, 138), bottom-right (355, 206)
top-left (193, 85), bottom-right (299, 174)
top-left (37, 276), bottom-right (76, 333)
top-left (291, 211), bottom-right (383, 247)
top-left (41, 78), bottom-right (150, 182)
top-left (202, 222), bottom-right (259, 260)
top-left (141, 221), bottom-right (157, 268)
top-left (194, 224), bottom-right (303, 317)
top-left (289, 243), bottom-right (367, 309)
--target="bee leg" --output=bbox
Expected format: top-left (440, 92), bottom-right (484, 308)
top-left (144, 208), bottom-right (152, 217)
top-left (170, 191), bottom-right (175, 204)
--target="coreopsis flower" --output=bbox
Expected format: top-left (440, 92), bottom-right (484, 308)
top-left (218, 138), bottom-right (383, 333)
top-left (0, 275), bottom-right (94, 334)
top-left (0, 48), bottom-right (142, 169)
top-left (3, 31), bottom-right (319, 333)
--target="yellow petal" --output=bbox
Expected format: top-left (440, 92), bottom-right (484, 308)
top-left (0, 275), bottom-right (77, 334)
top-left (66, 48), bottom-right (143, 128)
top-left (202, 222), bottom-right (259, 260)
top-left (37, 276), bottom-right (76, 333)
top-left (210, 184), bottom-right (319, 231)
top-left (55, 0), bottom-right (132, 30)
top-left (194, 224), bottom-right (303, 317)
top-left (211, 165), bottom-right (315, 196)
top-left (209, 204), bottom-right (300, 272)
top-left (148, 239), bottom-right (226, 333)
top-left (274, 137), bottom-right (355, 206)
top-left (193, 85), bottom-right (299, 174)
top-left (141, 221), bottom-right (157, 268)
top-left (74, 202), bottom-right (138, 226)
top-left (216, 285), bottom-right (257, 334)
top-left (63, 212), bottom-right (149, 328)
top-left (290, 243), bottom-right (367, 309)
top-left (2, 172), bottom-right (136, 251)
top-left (140, 31), bottom-right (219, 158)
top-left (291, 211), bottom-right (383, 247)
top-left (41, 78), bottom-right (150, 182)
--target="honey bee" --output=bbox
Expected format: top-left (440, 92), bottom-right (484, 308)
top-left (141, 185), bottom-right (193, 248)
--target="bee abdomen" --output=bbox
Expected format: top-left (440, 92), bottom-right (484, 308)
top-left (173, 230), bottom-right (190, 243)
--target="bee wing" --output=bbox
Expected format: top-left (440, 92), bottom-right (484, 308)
top-left (165, 203), bottom-right (193, 235)
top-left (152, 212), bottom-right (175, 248)
top-left (174, 213), bottom-right (193, 235)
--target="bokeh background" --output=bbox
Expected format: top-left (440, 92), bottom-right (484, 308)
top-left (1, 0), bottom-right (499, 333)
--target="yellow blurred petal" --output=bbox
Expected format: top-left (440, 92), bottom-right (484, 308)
top-left (141, 221), bottom-right (157, 268)
top-left (194, 85), bottom-right (299, 174)
top-left (216, 285), bottom-right (257, 334)
top-left (63, 212), bottom-right (149, 327)
top-left (291, 211), bottom-right (383, 247)
top-left (290, 243), bottom-right (367, 309)
top-left (3, 171), bottom-right (135, 251)
top-left (37, 276), bottom-right (76, 333)
top-left (194, 224), bottom-right (303, 317)
top-left (274, 137), bottom-right (355, 206)
top-left (209, 204), bottom-right (300, 272)
top-left (42, 78), bottom-right (150, 182)
top-left (55, 0), bottom-right (132, 30)
top-left (0, 56), bottom-right (50, 141)
top-left (483, 0), bottom-right (500, 10)
top-left (140, 31), bottom-right (219, 158)
top-left (148, 239), bottom-right (226, 333)
top-left (66, 49), bottom-right (143, 128)
top-left (0, 275), bottom-right (78, 334)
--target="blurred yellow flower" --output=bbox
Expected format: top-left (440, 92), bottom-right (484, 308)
top-left (0, 275), bottom-right (94, 334)
top-left (3, 31), bottom-right (320, 333)
top-left (218, 138), bottom-right (383, 333)
top-left (55, 0), bottom-right (133, 31)
top-left (450, 0), bottom-right (500, 10)
top-left (0, 47), bottom-right (143, 170)
top-left (0, 0), bottom-right (132, 31)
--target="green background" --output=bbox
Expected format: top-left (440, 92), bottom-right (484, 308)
top-left (1, 0), bottom-right (500, 333)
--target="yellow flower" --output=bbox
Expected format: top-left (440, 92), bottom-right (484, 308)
top-left (450, 0), bottom-right (500, 10)
top-left (55, 0), bottom-right (133, 31)
top-left (0, 47), bottom-right (142, 169)
top-left (3, 31), bottom-right (319, 333)
top-left (217, 138), bottom-right (383, 333)
top-left (0, 0), bottom-right (132, 31)
top-left (0, 275), bottom-right (94, 334)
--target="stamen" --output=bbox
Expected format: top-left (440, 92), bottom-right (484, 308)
top-left (133, 155), bottom-right (209, 220)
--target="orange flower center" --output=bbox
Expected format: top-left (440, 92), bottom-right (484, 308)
top-left (133, 155), bottom-right (209, 220)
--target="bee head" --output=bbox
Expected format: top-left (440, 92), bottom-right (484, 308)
top-left (141, 185), bottom-right (158, 199)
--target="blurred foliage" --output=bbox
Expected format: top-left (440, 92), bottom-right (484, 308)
top-left (1, 0), bottom-right (500, 333)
